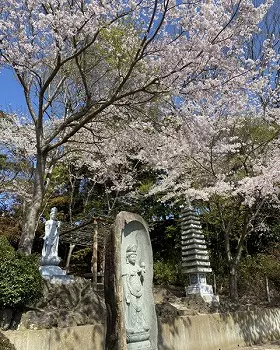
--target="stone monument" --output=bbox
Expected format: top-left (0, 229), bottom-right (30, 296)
top-left (41, 207), bottom-right (61, 266)
top-left (181, 206), bottom-right (217, 303)
top-left (40, 207), bottom-right (72, 283)
top-left (105, 211), bottom-right (157, 350)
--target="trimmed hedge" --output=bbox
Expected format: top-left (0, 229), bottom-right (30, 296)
top-left (0, 236), bottom-right (43, 308)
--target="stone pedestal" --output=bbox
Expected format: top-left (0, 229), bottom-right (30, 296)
top-left (186, 273), bottom-right (218, 303)
top-left (39, 266), bottom-right (74, 284)
top-left (127, 331), bottom-right (151, 349)
top-left (127, 340), bottom-right (151, 350)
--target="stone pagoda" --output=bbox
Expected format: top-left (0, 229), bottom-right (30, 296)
top-left (181, 205), bottom-right (217, 303)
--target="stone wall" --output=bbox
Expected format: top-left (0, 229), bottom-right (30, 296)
top-left (5, 324), bottom-right (104, 350)
top-left (4, 308), bottom-right (280, 350)
top-left (158, 308), bottom-right (280, 350)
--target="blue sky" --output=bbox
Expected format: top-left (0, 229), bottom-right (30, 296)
top-left (0, 68), bottom-right (27, 115)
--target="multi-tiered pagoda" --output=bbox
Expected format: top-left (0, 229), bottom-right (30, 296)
top-left (181, 206), bottom-right (216, 302)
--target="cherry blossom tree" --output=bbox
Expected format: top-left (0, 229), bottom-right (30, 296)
top-left (0, 112), bottom-right (36, 208)
top-left (134, 109), bottom-right (280, 300)
top-left (245, 0), bottom-right (280, 113)
top-left (0, 0), bottom-right (271, 253)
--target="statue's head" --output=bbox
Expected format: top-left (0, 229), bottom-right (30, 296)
top-left (126, 244), bottom-right (137, 265)
top-left (50, 207), bottom-right (58, 220)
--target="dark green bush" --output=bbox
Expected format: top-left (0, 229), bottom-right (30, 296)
top-left (0, 236), bottom-right (43, 308)
top-left (0, 236), bottom-right (14, 261)
top-left (153, 259), bottom-right (185, 285)
top-left (238, 253), bottom-right (280, 301)
top-left (0, 332), bottom-right (16, 350)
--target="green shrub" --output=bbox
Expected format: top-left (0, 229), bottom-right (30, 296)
top-left (0, 332), bottom-right (16, 350)
top-left (238, 253), bottom-right (280, 301)
top-left (0, 236), bottom-right (14, 261)
top-left (258, 254), bottom-right (280, 288)
top-left (153, 259), bottom-right (185, 285)
top-left (0, 236), bottom-right (43, 308)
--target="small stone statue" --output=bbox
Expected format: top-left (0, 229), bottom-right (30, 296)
top-left (122, 244), bottom-right (149, 343)
top-left (41, 207), bottom-right (61, 266)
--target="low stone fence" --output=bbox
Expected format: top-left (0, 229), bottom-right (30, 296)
top-left (158, 308), bottom-right (280, 350)
top-left (4, 308), bottom-right (280, 350)
top-left (5, 324), bottom-right (104, 350)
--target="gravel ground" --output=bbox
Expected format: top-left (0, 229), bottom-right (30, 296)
top-left (232, 341), bottom-right (280, 349)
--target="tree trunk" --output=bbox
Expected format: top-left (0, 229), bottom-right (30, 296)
top-left (265, 275), bottom-right (271, 303)
top-left (92, 219), bottom-right (98, 291)
top-left (229, 264), bottom-right (238, 301)
top-left (65, 244), bottom-right (76, 273)
top-left (104, 219), bottom-right (127, 350)
top-left (18, 153), bottom-right (46, 254)
top-left (213, 273), bottom-right (217, 295)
